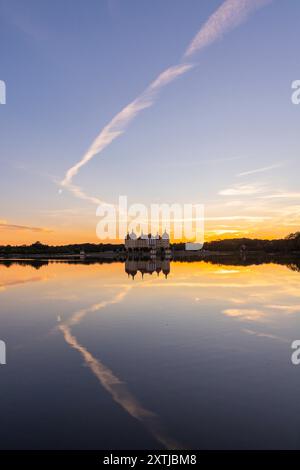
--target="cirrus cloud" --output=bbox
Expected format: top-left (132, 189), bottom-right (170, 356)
top-left (0, 222), bottom-right (52, 233)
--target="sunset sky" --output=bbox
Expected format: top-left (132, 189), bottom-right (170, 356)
top-left (0, 0), bottom-right (300, 245)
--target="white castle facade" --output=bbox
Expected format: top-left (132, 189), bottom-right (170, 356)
top-left (125, 230), bottom-right (171, 254)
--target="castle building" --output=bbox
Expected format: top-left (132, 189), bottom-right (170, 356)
top-left (125, 230), bottom-right (171, 256)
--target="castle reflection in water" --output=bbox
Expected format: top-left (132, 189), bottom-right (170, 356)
top-left (125, 258), bottom-right (170, 279)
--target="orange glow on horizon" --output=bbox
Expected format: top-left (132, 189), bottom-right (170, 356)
top-left (0, 227), bottom-right (296, 246)
top-left (0, 217), bottom-right (298, 246)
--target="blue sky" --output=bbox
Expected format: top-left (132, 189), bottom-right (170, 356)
top-left (0, 0), bottom-right (300, 243)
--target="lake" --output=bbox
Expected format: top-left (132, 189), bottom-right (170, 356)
top-left (0, 259), bottom-right (300, 450)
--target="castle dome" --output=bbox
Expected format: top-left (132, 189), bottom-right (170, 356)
top-left (162, 230), bottom-right (169, 240)
top-left (129, 229), bottom-right (137, 240)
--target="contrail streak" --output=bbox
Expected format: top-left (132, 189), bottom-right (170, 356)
top-left (62, 182), bottom-right (104, 205)
top-left (59, 323), bottom-right (182, 449)
top-left (61, 0), bottom-right (272, 201)
top-left (237, 163), bottom-right (282, 177)
top-left (58, 285), bottom-right (182, 449)
top-left (185, 0), bottom-right (272, 58)
top-left (61, 64), bottom-right (193, 188)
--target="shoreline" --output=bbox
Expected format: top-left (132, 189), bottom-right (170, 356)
top-left (1, 250), bottom-right (300, 261)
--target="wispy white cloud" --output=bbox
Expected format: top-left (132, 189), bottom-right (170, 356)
top-left (222, 308), bottom-right (266, 321)
top-left (261, 192), bottom-right (300, 199)
top-left (218, 183), bottom-right (265, 196)
top-left (61, 0), bottom-right (272, 203)
top-left (266, 304), bottom-right (300, 314)
top-left (237, 163), bottom-right (282, 177)
top-left (205, 215), bottom-right (271, 221)
top-left (62, 182), bottom-right (105, 205)
top-left (0, 222), bottom-right (52, 233)
top-left (207, 229), bottom-right (249, 236)
top-left (185, 0), bottom-right (272, 57)
top-left (242, 328), bottom-right (287, 342)
top-left (0, 276), bottom-right (45, 290)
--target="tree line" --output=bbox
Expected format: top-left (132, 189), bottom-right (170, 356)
top-left (0, 232), bottom-right (300, 255)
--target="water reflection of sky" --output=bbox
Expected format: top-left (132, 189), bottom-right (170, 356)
top-left (1, 260), bottom-right (300, 449)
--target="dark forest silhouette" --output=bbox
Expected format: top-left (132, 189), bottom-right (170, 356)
top-left (1, 232), bottom-right (300, 256)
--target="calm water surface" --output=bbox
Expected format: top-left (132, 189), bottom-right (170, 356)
top-left (1, 260), bottom-right (300, 449)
